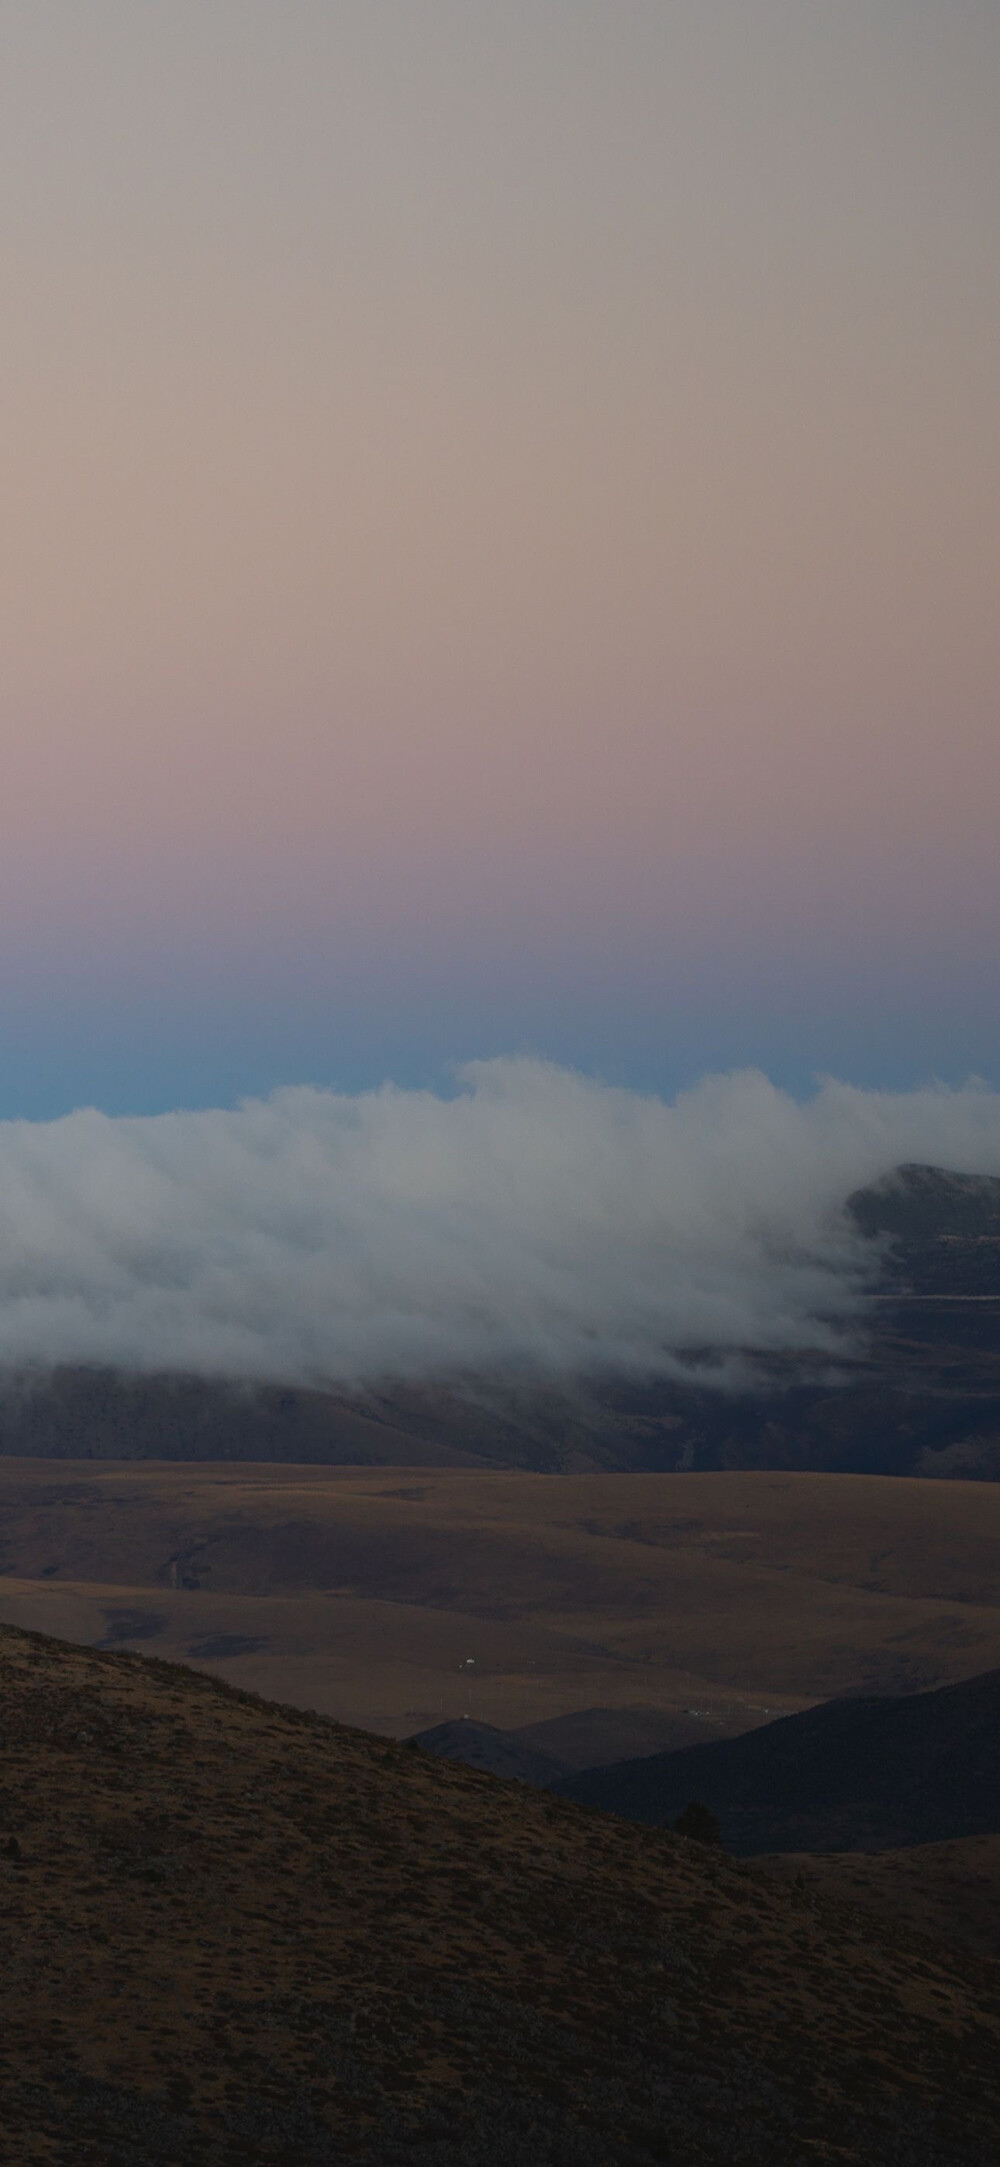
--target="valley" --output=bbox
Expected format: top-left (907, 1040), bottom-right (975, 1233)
top-left (0, 1462), bottom-right (997, 1756)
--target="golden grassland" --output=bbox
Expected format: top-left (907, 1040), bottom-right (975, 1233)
top-left (0, 1464), bottom-right (997, 1745)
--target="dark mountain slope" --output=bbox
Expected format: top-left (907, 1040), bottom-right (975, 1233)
top-left (847, 1162), bottom-right (1000, 1292)
top-left (0, 1625), bottom-right (999, 2165)
top-left (0, 1367), bottom-right (477, 1467)
top-left (556, 1668), bottom-right (1000, 1854)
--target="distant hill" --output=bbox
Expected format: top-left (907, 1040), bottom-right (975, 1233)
top-left (1, 1161), bottom-right (999, 1476)
top-left (411, 1707), bottom-right (774, 1780)
top-left (408, 1717), bottom-right (570, 1785)
top-left (0, 1622), bottom-right (998, 2165)
top-left (556, 1668), bottom-right (1000, 1854)
top-left (509, 1703), bottom-right (735, 1768)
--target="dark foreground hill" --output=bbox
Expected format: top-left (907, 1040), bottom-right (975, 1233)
top-left (1, 1162), bottom-right (999, 1479)
top-left (757, 1835), bottom-right (1000, 1967)
top-left (557, 1668), bottom-right (1000, 1854)
top-left (0, 1633), bottom-right (999, 2166)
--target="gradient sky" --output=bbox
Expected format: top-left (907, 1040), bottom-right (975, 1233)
top-left (1, 1), bottom-right (998, 1116)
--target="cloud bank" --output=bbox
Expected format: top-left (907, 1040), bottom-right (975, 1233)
top-left (0, 1060), bottom-right (999, 1387)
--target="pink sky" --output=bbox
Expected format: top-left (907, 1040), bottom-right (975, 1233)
top-left (0, 2), bottom-right (997, 1112)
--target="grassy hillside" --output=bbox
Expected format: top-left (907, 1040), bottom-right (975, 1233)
top-left (757, 1835), bottom-right (1000, 1966)
top-left (0, 1624), bottom-right (997, 2165)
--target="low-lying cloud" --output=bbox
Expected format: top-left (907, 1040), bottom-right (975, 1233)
top-left (0, 1059), bottom-right (999, 1387)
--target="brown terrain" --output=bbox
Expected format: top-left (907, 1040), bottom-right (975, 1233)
top-left (0, 1464), bottom-right (998, 1751)
top-left (3, 1458), bottom-right (999, 1967)
top-left (0, 1622), bottom-right (998, 2166)
top-left (757, 1836), bottom-right (1000, 1966)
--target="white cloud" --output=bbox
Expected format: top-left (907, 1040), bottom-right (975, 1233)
top-left (0, 1059), bottom-right (997, 1385)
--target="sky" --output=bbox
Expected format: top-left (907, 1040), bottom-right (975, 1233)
top-left (1, 1), bottom-right (998, 1118)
